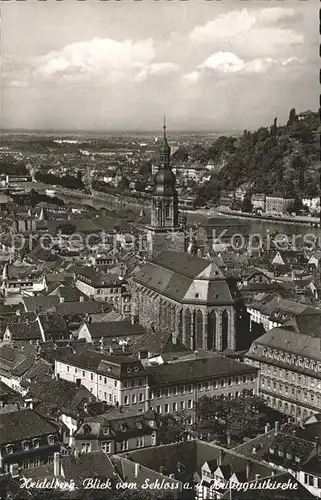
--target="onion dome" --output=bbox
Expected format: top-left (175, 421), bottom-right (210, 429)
top-left (153, 169), bottom-right (177, 196)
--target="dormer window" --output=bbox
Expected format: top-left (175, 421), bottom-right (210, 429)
top-left (48, 435), bottom-right (55, 445)
top-left (33, 439), bottom-right (39, 449)
top-left (22, 441), bottom-right (30, 451)
top-left (286, 453), bottom-right (292, 460)
top-left (121, 424), bottom-right (127, 432)
top-left (6, 444), bottom-right (13, 454)
top-left (295, 456), bottom-right (301, 463)
top-left (278, 450), bottom-right (284, 457)
top-left (103, 428), bottom-right (110, 436)
top-left (269, 448), bottom-right (275, 455)
top-left (83, 424), bottom-right (92, 435)
top-left (137, 421), bottom-right (143, 429)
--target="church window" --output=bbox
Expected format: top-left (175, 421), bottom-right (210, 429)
top-left (222, 310), bottom-right (229, 351)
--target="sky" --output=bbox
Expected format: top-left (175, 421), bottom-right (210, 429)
top-left (0, 1), bottom-right (318, 132)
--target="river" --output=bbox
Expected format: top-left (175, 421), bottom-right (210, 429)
top-left (27, 182), bottom-right (321, 244)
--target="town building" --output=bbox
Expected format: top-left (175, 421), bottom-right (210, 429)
top-left (73, 407), bottom-right (158, 455)
top-left (77, 320), bottom-right (146, 349)
top-left (146, 353), bottom-right (258, 424)
top-left (245, 325), bottom-right (321, 422)
top-left (247, 294), bottom-right (321, 334)
top-left (132, 250), bottom-right (245, 352)
top-left (0, 343), bottom-right (52, 396)
top-left (302, 197), bottom-right (320, 213)
top-left (54, 348), bottom-right (149, 411)
top-left (0, 406), bottom-right (60, 474)
top-left (251, 193), bottom-right (266, 211)
top-left (74, 267), bottom-right (124, 307)
top-left (265, 197), bottom-right (295, 214)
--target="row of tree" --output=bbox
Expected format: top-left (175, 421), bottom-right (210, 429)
top-left (35, 170), bottom-right (84, 191)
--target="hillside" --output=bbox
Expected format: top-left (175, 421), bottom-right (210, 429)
top-left (195, 108), bottom-right (320, 205)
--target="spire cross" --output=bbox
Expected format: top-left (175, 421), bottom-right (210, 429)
top-left (163, 114), bottom-right (166, 136)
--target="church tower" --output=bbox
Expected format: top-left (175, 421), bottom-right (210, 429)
top-left (146, 118), bottom-right (187, 258)
top-left (150, 117), bottom-right (179, 229)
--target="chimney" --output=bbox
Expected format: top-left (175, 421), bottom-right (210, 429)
top-left (227, 432), bottom-right (231, 446)
top-left (79, 296), bottom-right (84, 303)
top-left (172, 332), bottom-right (177, 345)
top-left (292, 429), bottom-right (296, 436)
top-left (314, 436), bottom-right (320, 454)
top-left (274, 421), bottom-right (279, 435)
top-left (264, 423), bottom-right (271, 433)
top-left (246, 461), bottom-right (251, 481)
top-left (53, 452), bottom-right (60, 477)
top-left (10, 463), bottom-right (19, 478)
top-left (218, 450), bottom-right (225, 466)
top-left (0, 401), bottom-right (4, 408)
top-left (134, 462), bottom-right (140, 478)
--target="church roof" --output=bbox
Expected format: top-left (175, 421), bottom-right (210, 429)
top-left (133, 250), bottom-right (236, 305)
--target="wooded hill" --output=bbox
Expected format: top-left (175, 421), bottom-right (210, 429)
top-left (194, 108), bottom-right (320, 206)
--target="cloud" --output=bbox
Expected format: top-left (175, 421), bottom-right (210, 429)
top-left (189, 7), bottom-right (304, 59)
top-left (182, 71), bottom-right (200, 85)
top-left (200, 52), bottom-right (244, 73)
top-left (26, 37), bottom-right (178, 87)
top-left (33, 37), bottom-right (155, 78)
top-left (182, 51), bottom-right (306, 87)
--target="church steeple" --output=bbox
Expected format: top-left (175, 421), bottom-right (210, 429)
top-left (159, 114), bottom-right (171, 170)
top-left (150, 119), bottom-right (178, 230)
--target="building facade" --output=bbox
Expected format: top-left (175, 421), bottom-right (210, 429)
top-left (132, 250), bottom-right (245, 352)
top-left (265, 197), bottom-right (295, 214)
top-left (245, 327), bottom-right (321, 422)
top-left (0, 408), bottom-right (60, 474)
top-left (54, 352), bottom-right (149, 412)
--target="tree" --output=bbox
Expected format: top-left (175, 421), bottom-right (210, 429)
top-left (287, 108), bottom-right (297, 126)
top-left (135, 181), bottom-right (147, 193)
top-left (139, 160), bottom-right (152, 177)
top-left (158, 414), bottom-right (188, 444)
top-left (195, 392), bottom-right (272, 443)
top-left (118, 176), bottom-right (130, 191)
top-left (241, 193), bottom-right (253, 213)
top-left (286, 197), bottom-right (303, 215)
top-left (172, 146), bottom-right (188, 163)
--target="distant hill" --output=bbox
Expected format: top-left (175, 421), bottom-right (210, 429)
top-left (196, 108), bottom-right (320, 205)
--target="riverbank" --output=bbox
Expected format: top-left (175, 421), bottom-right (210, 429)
top-left (218, 209), bottom-right (320, 228)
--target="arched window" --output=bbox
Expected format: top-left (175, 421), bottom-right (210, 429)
top-left (222, 310), bottom-right (229, 351)
top-left (195, 310), bottom-right (203, 349)
top-left (177, 309), bottom-right (183, 343)
top-left (185, 309), bottom-right (192, 349)
top-left (208, 311), bottom-right (216, 351)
